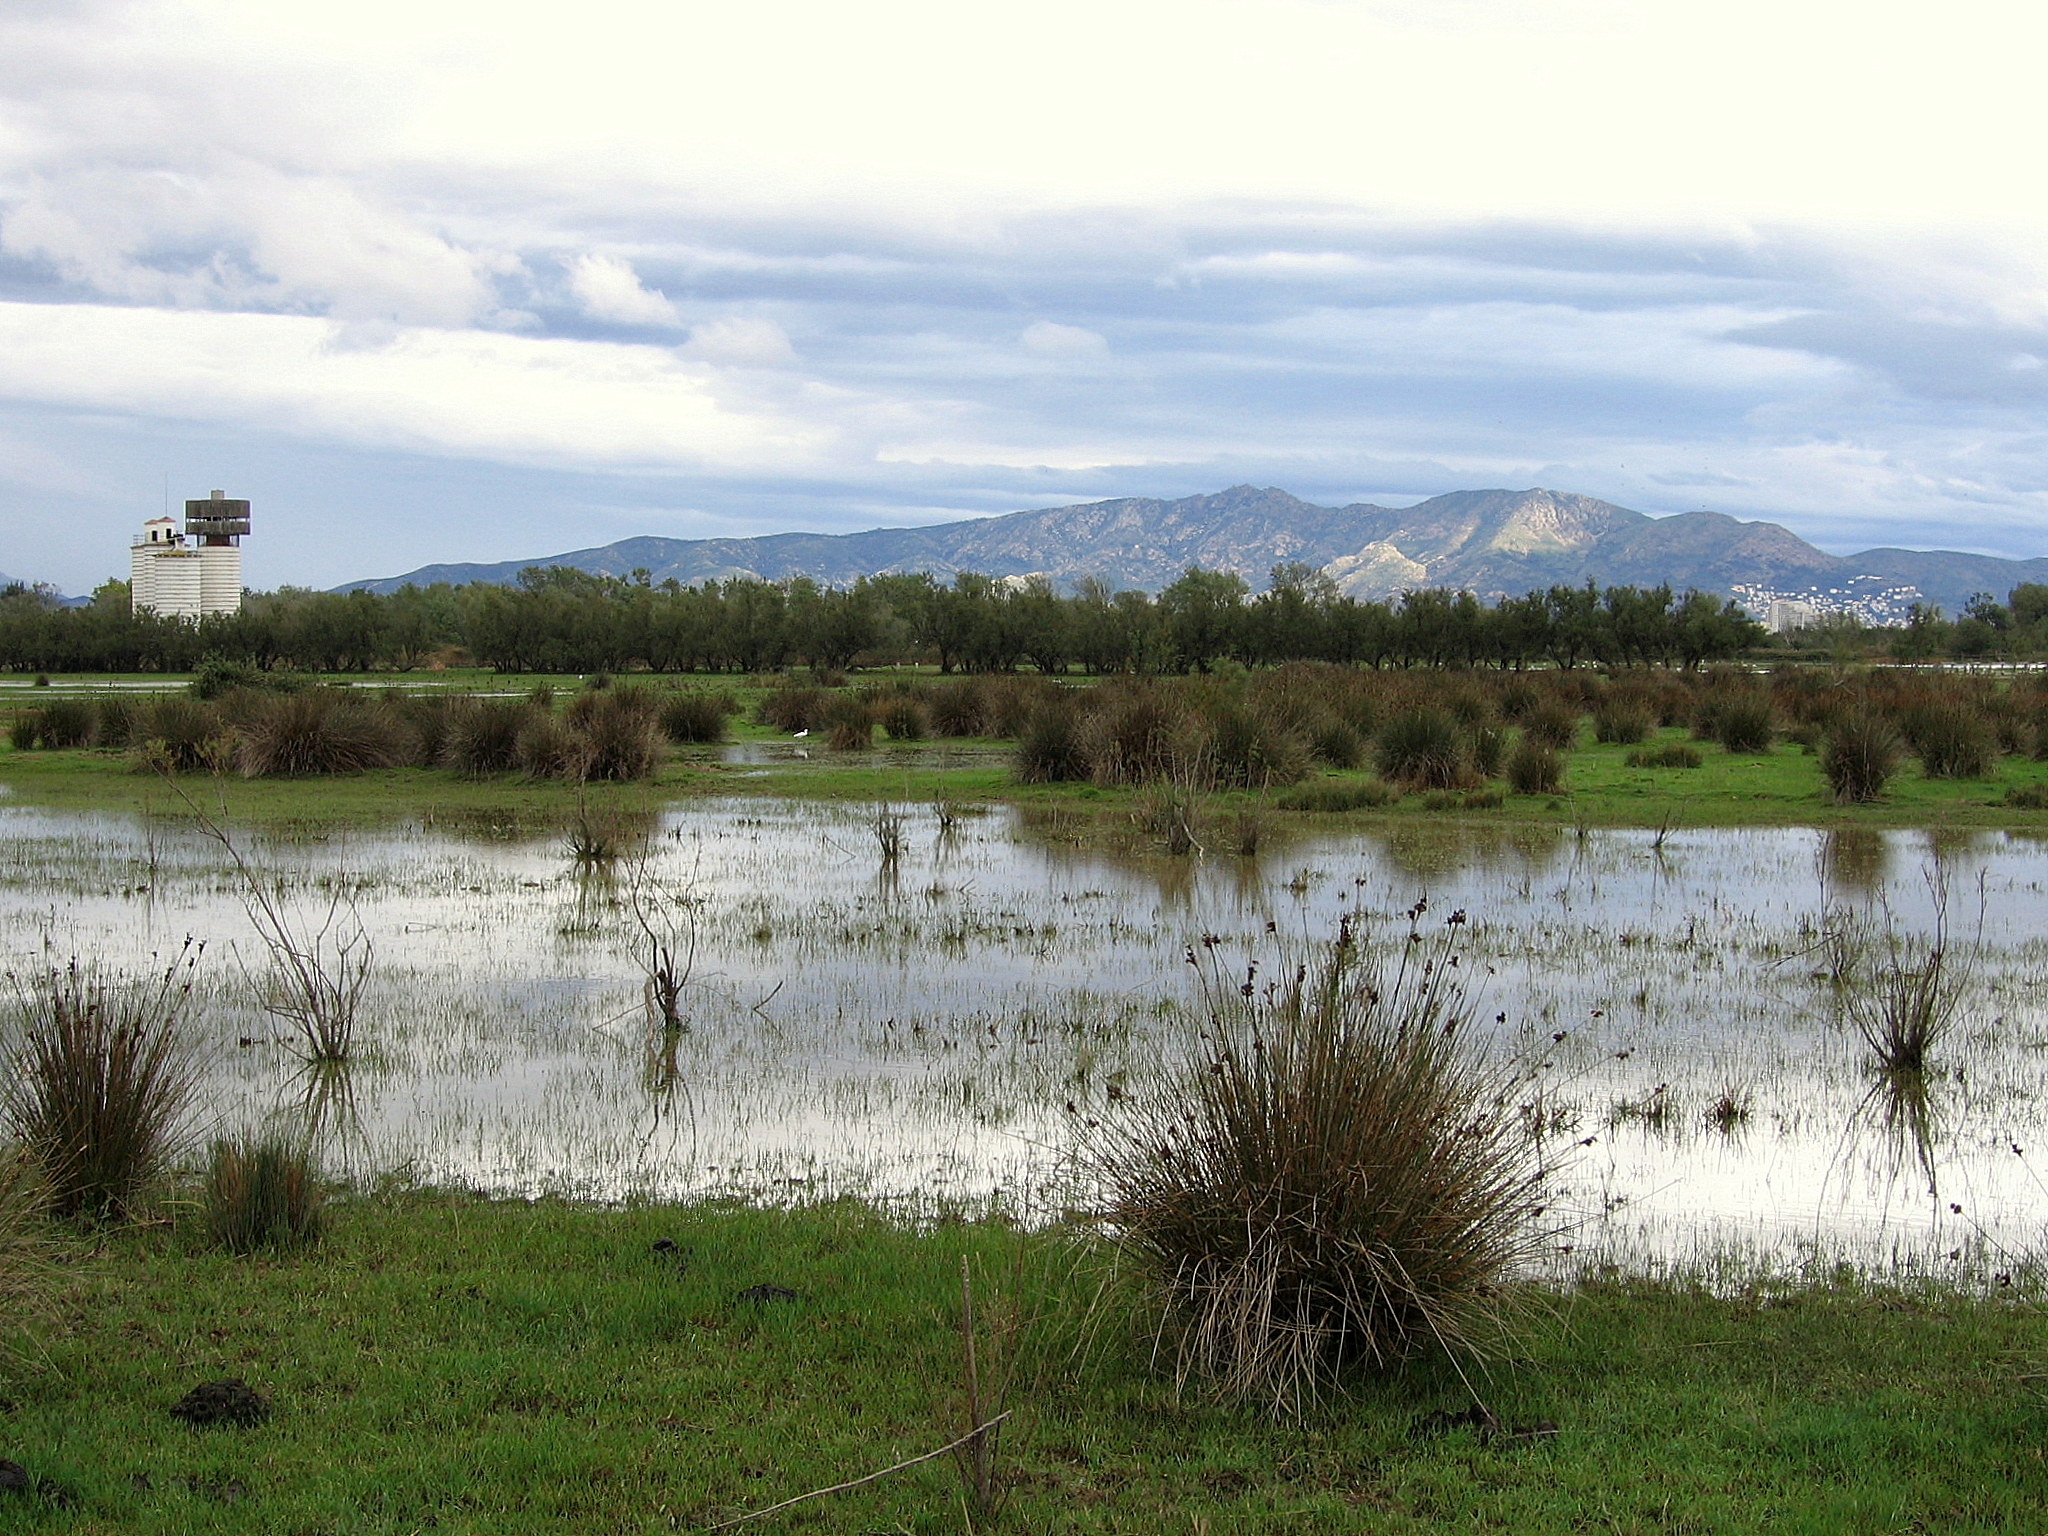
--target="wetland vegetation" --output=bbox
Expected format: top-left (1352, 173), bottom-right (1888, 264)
top-left (5, 649), bottom-right (2048, 1529)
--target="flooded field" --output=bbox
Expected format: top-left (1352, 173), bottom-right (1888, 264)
top-left (4, 792), bottom-right (2046, 1281)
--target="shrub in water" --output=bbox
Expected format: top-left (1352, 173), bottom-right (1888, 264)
top-left (2, 946), bottom-right (201, 1222)
top-left (1089, 913), bottom-right (1540, 1414)
top-left (1374, 708), bottom-right (1466, 790)
top-left (1903, 699), bottom-right (1994, 779)
top-left (1505, 738), bottom-right (1564, 795)
top-left (1711, 694), bottom-right (1775, 753)
top-left (1821, 712), bottom-right (1901, 804)
top-left (204, 1135), bottom-right (326, 1253)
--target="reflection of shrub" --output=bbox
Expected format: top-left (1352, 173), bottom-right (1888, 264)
top-left (1822, 712), bottom-right (1901, 804)
top-left (1375, 708), bottom-right (1465, 790)
top-left (204, 1136), bottom-right (326, 1253)
top-left (1505, 739), bottom-right (1564, 795)
top-left (1089, 916), bottom-right (1539, 1414)
top-left (3, 949), bottom-right (201, 1223)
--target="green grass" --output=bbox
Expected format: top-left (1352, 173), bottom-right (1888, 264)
top-left (7, 718), bottom-right (2048, 831)
top-left (2, 1194), bottom-right (2044, 1533)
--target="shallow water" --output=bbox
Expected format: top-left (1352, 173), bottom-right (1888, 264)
top-left (5, 796), bottom-right (2046, 1280)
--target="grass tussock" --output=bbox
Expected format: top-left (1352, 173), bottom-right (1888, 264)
top-left (1374, 708), bottom-right (1467, 791)
top-left (1089, 911), bottom-right (1541, 1415)
top-left (204, 1135), bottom-right (327, 1254)
top-left (1274, 779), bottom-right (1400, 812)
top-left (1822, 711), bottom-right (1902, 804)
top-left (232, 691), bottom-right (408, 777)
top-left (2, 945), bottom-right (203, 1223)
top-left (1505, 738), bottom-right (1565, 795)
top-left (1624, 742), bottom-right (1703, 770)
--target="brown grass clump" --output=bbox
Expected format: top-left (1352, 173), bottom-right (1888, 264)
top-left (1504, 738), bottom-right (1564, 795)
top-left (1088, 910), bottom-right (1541, 1415)
top-left (444, 697), bottom-right (539, 775)
top-left (232, 691), bottom-right (409, 776)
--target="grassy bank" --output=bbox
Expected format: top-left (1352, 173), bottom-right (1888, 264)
top-left (0, 1195), bottom-right (2042, 1533)
top-left (4, 728), bottom-right (2048, 833)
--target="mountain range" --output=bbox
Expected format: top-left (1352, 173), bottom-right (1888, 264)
top-left (342, 487), bottom-right (2048, 617)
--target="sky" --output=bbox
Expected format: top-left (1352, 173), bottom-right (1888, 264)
top-left (3, 0), bottom-right (2048, 594)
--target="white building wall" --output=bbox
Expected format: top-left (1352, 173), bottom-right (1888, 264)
top-left (130, 543), bottom-right (157, 611)
top-left (198, 546), bottom-right (241, 616)
top-left (144, 551), bottom-right (205, 620)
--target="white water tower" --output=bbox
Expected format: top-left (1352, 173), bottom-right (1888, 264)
top-left (131, 489), bottom-right (248, 619)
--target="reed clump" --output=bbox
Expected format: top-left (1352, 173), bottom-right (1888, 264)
top-left (1505, 738), bottom-right (1564, 795)
top-left (444, 697), bottom-right (538, 775)
top-left (1624, 743), bottom-right (1702, 769)
top-left (1821, 711), bottom-right (1902, 804)
top-left (232, 690), bottom-right (409, 776)
top-left (1374, 707), bottom-right (1467, 790)
top-left (1088, 912), bottom-right (1541, 1415)
top-left (1902, 699), bottom-right (1995, 779)
top-left (204, 1135), bottom-right (327, 1253)
top-left (2, 946), bottom-right (203, 1222)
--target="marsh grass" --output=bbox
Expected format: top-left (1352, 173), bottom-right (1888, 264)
top-left (203, 1134), bottom-right (327, 1253)
top-left (232, 690), bottom-right (408, 776)
top-left (1625, 743), bottom-right (1703, 770)
top-left (1088, 911), bottom-right (1541, 1415)
top-left (1710, 694), bottom-right (1776, 754)
top-left (1374, 708), bottom-right (1467, 790)
top-left (2, 945), bottom-right (203, 1222)
top-left (1505, 739), bottom-right (1564, 795)
top-left (1904, 699), bottom-right (1995, 780)
top-left (1836, 880), bottom-right (1977, 1076)
top-left (1822, 711), bottom-right (1902, 804)
top-left (0, 1150), bottom-right (48, 1361)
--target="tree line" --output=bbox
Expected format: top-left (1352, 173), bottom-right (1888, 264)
top-left (0, 563), bottom-right (1766, 676)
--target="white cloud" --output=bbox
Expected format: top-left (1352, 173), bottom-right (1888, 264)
top-left (565, 252), bottom-right (681, 327)
top-left (682, 315), bottom-right (796, 366)
top-left (0, 301), bottom-right (834, 468)
top-left (1021, 321), bottom-right (1108, 357)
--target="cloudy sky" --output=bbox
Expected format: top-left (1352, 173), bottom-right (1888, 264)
top-left (4, 0), bottom-right (2047, 593)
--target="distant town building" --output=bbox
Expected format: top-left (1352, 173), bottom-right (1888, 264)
top-left (1765, 598), bottom-right (1817, 634)
top-left (131, 490), bottom-right (248, 619)
top-left (1729, 575), bottom-right (1923, 629)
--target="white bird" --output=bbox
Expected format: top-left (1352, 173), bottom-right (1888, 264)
top-left (793, 728), bottom-right (809, 739)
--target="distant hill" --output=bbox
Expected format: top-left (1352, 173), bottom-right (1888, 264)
top-left (340, 486), bottom-right (2048, 616)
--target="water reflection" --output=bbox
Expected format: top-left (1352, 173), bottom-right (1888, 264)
top-left (4, 798), bottom-right (2048, 1277)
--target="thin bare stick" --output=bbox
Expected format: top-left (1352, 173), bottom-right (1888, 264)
top-left (700, 1411), bottom-right (1012, 1532)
